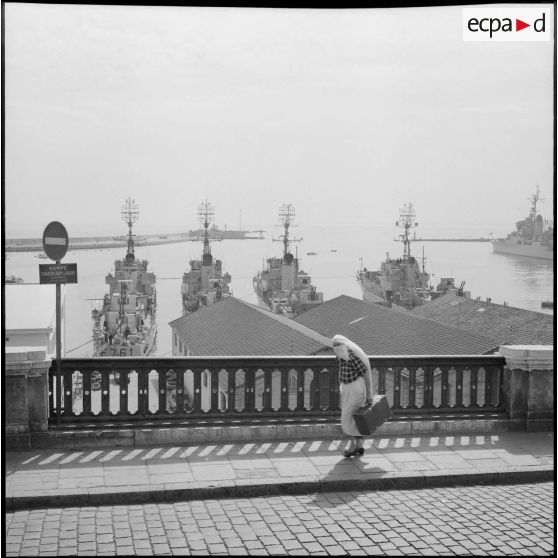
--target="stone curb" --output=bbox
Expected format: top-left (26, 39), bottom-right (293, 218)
top-left (28, 419), bottom-right (512, 450)
top-left (6, 466), bottom-right (553, 512)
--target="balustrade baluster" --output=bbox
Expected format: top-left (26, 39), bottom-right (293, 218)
top-left (311, 369), bottom-right (321, 411)
top-left (62, 369), bottom-right (73, 416)
top-left (296, 368), bottom-right (305, 411)
top-left (100, 369), bottom-right (110, 416)
top-left (378, 366), bottom-right (386, 395)
top-left (227, 368), bottom-right (235, 413)
top-left (408, 368), bottom-right (416, 409)
top-left (393, 368), bottom-right (401, 409)
top-left (280, 368), bottom-right (289, 412)
top-left (469, 367), bottom-right (478, 408)
top-left (156, 369), bottom-right (166, 415)
top-left (456, 366), bottom-right (464, 407)
top-left (441, 367), bottom-right (449, 408)
top-left (245, 368), bottom-right (255, 412)
top-left (138, 369), bottom-right (148, 416)
top-left (175, 369), bottom-right (185, 414)
top-left (191, 368), bottom-right (201, 412)
top-left (263, 368), bottom-right (272, 412)
top-left (329, 367), bottom-right (339, 410)
top-left (82, 371), bottom-right (92, 416)
top-left (118, 369), bottom-right (128, 415)
top-left (210, 368), bottom-right (219, 414)
top-left (424, 366), bottom-right (433, 409)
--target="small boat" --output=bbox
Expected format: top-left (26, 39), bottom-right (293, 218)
top-left (35, 252), bottom-right (49, 259)
top-left (253, 204), bottom-right (323, 318)
top-left (307, 251), bottom-right (317, 256)
top-left (541, 301), bottom-right (554, 309)
top-left (92, 198), bottom-right (157, 357)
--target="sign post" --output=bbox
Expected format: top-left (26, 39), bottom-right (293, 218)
top-left (41, 222), bottom-right (71, 424)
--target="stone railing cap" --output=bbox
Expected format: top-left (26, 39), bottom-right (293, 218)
top-left (4, 346), bottom-right (50, 363)
top-left (499, 345), bottom-right (554, 372)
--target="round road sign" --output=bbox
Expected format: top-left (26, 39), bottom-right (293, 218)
top-left (42, 221), bottom-right (69, 261)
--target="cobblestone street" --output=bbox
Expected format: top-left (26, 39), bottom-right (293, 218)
top-left (5, 482), bottom-right (554, 556)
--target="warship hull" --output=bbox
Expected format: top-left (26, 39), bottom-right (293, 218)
top-left (492, 239), bottom-right (553, 260)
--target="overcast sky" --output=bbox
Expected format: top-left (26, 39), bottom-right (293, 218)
top-left (4, 3), bottom-right (554, 238)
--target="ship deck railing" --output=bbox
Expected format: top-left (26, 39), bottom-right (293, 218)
top-left (48, 355), bottom-right (505, 425)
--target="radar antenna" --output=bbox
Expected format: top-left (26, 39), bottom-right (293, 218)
top-left (273, 203), bottom-right (301, 256)
top-left (395, 202), bottom-right (418, 260)
top-left (198, 200), bottom-right (215, 263)
top-left (121, 197), bottom-right (139, 261)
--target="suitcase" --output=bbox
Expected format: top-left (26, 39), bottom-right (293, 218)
top-left (353, 394), bottom-right (392, 435)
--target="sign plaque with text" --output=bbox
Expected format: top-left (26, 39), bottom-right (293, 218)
top-left (39, 263), bottom-right (78, 284)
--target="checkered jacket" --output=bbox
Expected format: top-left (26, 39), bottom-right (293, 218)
top-left (337, 349), bottom-right (369, 384)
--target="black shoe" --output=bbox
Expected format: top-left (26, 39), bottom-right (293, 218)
top-left (343, 448), bottom-right (360, 458)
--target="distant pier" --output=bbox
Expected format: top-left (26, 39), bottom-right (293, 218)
top-left (414, 238), bottom-right (492, 243)
top-left (6, 229), bottom-right (264, 253)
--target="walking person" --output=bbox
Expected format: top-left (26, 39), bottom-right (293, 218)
top-left (332, 334), bottom-right (373, 457)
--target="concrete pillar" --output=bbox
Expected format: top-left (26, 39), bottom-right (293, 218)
top-left (5, 347), bottom-right (52, 450)
top-left (500, 345), bottom-right (554, 432)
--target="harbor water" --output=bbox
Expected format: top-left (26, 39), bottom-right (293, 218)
top-left (5, 224), bottom-right (554, 358)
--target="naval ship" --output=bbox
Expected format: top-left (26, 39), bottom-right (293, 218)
top-left (91, 198), bottom-right (157, 357)
top-left (357, 203), bottom-right (467, 310)
top-left (491, 187), bottom-right (553, 261)
top-left (253, 204), bottom-right (323, 318)
top-left (181, 201), bottom-right (232, 314)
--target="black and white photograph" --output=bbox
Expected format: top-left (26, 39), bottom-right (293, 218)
top-left (4, 2), bottom-right (554, 556)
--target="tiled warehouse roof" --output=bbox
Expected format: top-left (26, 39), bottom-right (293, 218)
top-left (411, 292), bottom-right (554, 346)
top-left (169, 297), bottom-right (330, 356)
top-left (293, 295), bottom-right (499, 355)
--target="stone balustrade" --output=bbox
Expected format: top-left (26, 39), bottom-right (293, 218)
top-left (4, 345), bottom-right (554, 450)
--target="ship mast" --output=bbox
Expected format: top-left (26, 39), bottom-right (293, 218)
top-left (121, 197), bottom-right (139, 262)
top-left (395, 203), bottom-right (418, 260)
top-left (529, 186), bottom-right (543, 222)
top-left (198, 200), bottom-right (215, 265)
top-left (273, 203), bottom-right (301, 256)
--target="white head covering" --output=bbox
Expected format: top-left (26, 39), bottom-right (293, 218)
top-left (331, 334), bottom-right (372, 374)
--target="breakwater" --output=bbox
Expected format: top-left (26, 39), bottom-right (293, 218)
top-left (6, 231), bottom-right (264, 252)
top-left (415, 238), bottom-right (492, 242)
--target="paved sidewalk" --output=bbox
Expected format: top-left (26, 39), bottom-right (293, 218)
top-left (5, 431), bottom-right (554, 511)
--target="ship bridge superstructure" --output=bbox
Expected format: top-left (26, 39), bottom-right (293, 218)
top-left (181, 200), bottom-right (232, 315)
